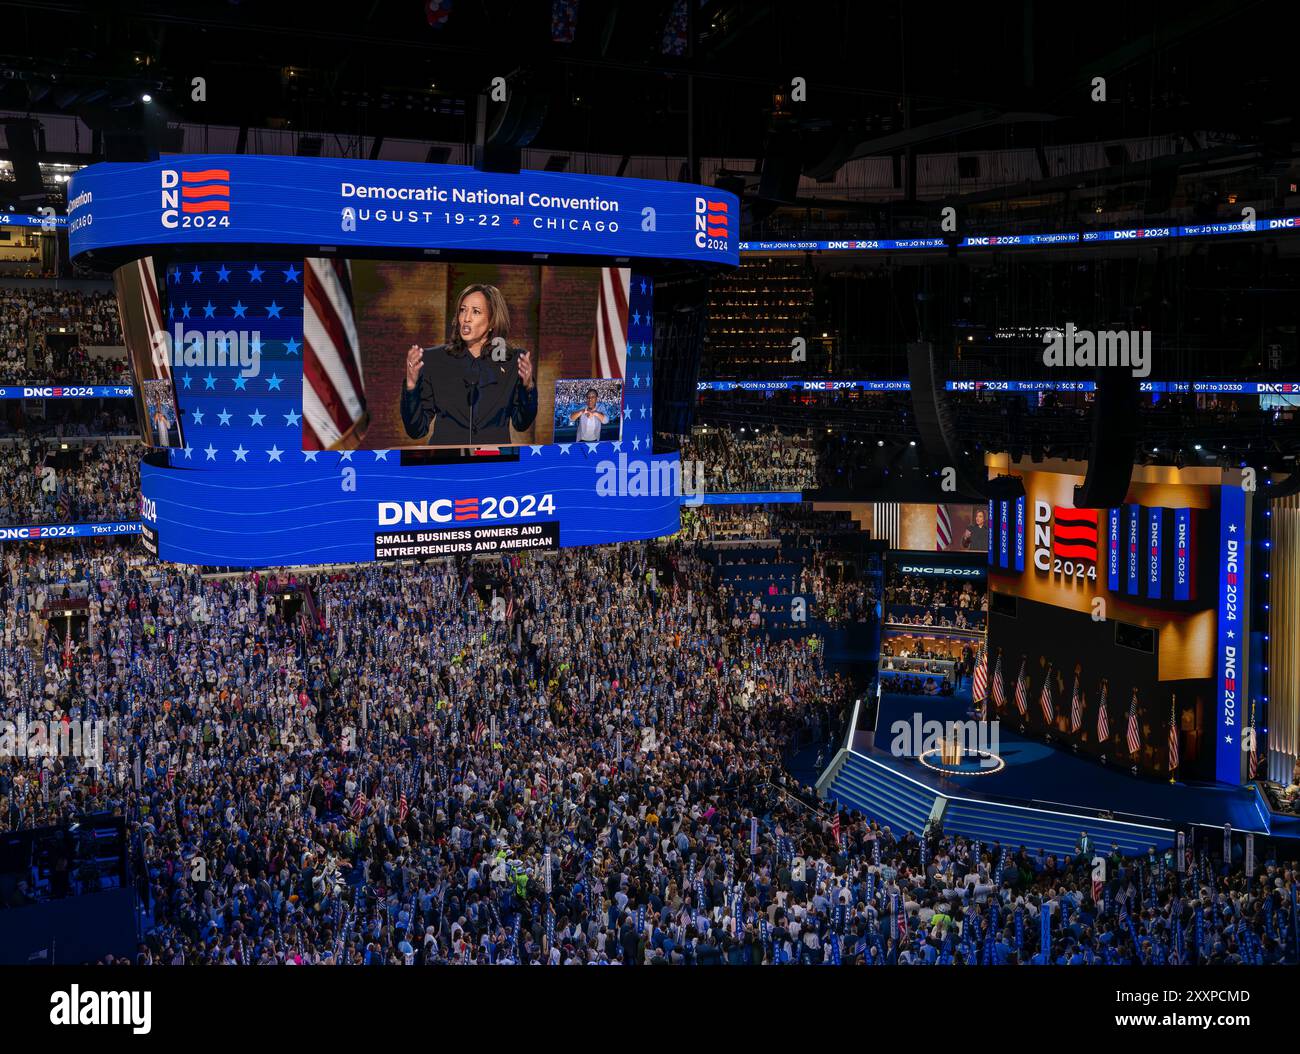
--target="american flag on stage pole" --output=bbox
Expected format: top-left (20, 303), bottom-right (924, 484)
top-left (1248, 701), bottom-right (1258, 780)
top-left (303, 257), bottom-right (368, 450)
top-left (1097, 681), bottom-right (1110, 744)
top-left (972, 645), bottom-right (988, 708)
top-left (1070, 671), bottom-right (1084, 733)
top-left (990, 651), bottom-right (1005, 710)
top-left (1167, 696), bottom-right (1180, 776)
top-left (936, 505), bottom-right (952, 550)
top-left (1014, 658), bottom-right (1028, 718)
top-left (1126, 688), bottom-right (1142, 757)
top-left (592, 267), bottom-right (630, 379)
top-left (1039, 664), bottom-right (1055, 725)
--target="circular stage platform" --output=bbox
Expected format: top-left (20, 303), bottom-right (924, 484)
top-left (918, 748), bottom-right (1006, 776)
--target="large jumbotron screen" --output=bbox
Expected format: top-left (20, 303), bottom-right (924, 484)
top-left (70, 155), bottom-right (736, 568)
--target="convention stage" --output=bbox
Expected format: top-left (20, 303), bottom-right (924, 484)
top-left (821, 689), bottom-right (1287, 856)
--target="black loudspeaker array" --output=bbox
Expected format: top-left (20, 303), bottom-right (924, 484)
top-left (906, 341), bottom-right (1022, 502)
top-left (1072, 368), bottom-right (1139, 508)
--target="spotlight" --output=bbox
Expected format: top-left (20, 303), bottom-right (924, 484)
top-left (141, 93), bottom-right (153, 103)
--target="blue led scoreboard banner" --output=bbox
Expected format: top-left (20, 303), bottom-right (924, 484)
top-left (67, 155), bottom-right (739, 267)
top-left (739, 216), bottom-right (1300, 254)
top-left (696, 379), bottom-right (1300, 394)
top-left (0, 385), bottom-right (135, 399)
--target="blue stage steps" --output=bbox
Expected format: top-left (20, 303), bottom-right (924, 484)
top-left (826, 751), bottom-right (1174, 856)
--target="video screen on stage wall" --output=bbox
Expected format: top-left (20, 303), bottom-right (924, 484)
top-left (301, 259), bottom-right (629, 451)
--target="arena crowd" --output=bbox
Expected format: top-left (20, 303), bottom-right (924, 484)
top-left (0, 529), bottom-right (1292, 967)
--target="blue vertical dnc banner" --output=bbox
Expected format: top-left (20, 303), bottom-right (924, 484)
top-left (1125, 504), bottom-right (1141, 596)
top-left (1214, 485), bottom-right (1248, 784)
top-left (1014, 496), bottom-right (1025, 572)
top-left (998, 500), bottom-right (1009, 568)
top-left (1173, 508), bottom-right (1193, 601)
top-left (1147, 508), bottom-right (1163, 600)
top-left (66, 156), bottom-right (739, 267)
top-left (987, 500), bottom-right (995, 566)
top-left (1107, 508), bottom-right (1122, 592)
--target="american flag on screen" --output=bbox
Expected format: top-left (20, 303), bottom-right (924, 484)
top-left (303, 258), bottom-right (368, 450)
top-left (1039, 664), bottom-right (1055, 725)
top-left (990, 651), bottom-right (1005, 710)
top-left (138, 257), bottom-right (169, 380)
top-left (1126, 689), bottom-right (1141, 756)
top-left (936, 505), bottom-right (952, 549)
top-left (1096, 681), bottom-right (1110, 743)
top-left (593, 267), bottom-right (630, 379)
top-left (1014, 658), bottom-right (1028, 718)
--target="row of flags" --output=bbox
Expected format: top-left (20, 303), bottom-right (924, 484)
top-left (972, 645), bottom-right (1180, 772)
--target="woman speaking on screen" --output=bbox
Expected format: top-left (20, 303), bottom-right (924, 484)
top-left (400, 283), bottom-right (537, 446)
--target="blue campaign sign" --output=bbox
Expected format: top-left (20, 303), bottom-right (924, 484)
top-left (66, 155), bottom-right (739, 266)
top-left (0, 385), bottom-right (134, 399)
top-left (1214, 485), bottom-right (1247, 784)
top-left (0, 521), bottom-right (140, 542)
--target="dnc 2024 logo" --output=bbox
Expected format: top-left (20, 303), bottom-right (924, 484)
top-left (161, 168), bottom-right (231, 230)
